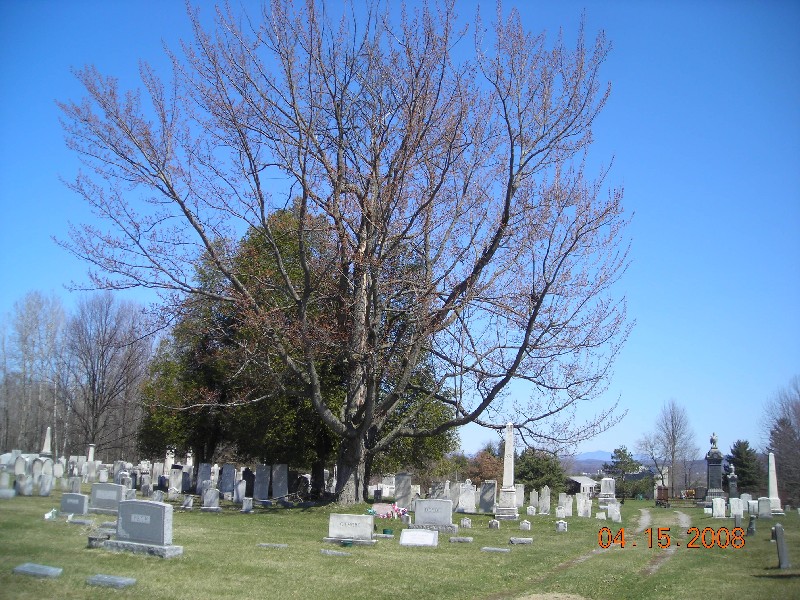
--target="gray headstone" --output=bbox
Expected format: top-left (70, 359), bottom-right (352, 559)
top-left (61, 493), bottom-right (89, 515)
top-left (196, 464), bottom-right (212, 495)
top-left (489, 519), bottom-right (500, 529)
top-left (460, 517), bottom-right (472, 528)
top-left (413, 499), bottom-right (453, 527)
top-left (556, 520), bottom-right (568, 532)
top-left (90, 483), bottom-right (125, 513)
top-left (481, 546), bottom-right (510, 553)
top-left (519, 519), bottom-right (531, 531)
top-left (326, 513), bottom-right (374, 541)
top-left (116, 500), bottom-right (173, 545)
top-left (234, 479), bottom-right (247, 503)
top-left (254, 465), bottom-right (270, 500)
top-left (38, 473), bottom-right (54, 496)
top-left (241, 497), bottom-right (253, 513)
top-left (202, 488), bottom-right (220, 508)
top-left (772, 523), bottom-right (791, 569)
top-left (539, 485), bottom-right (551, 515)
top-left (13, 563), bottom-right (62, 578)
top-left (219, 464), bottom-right (236, 494)
top-left (87, 574), bottom-right (137, 588)
top-left (746, 514), bottom-right (756, 536)
top-left (151, 490), bottom-right (165, 503)
top-left (271, 464), bottom-right (288, 499)
top-left (758, 497), bottom-right (773, 519)
top-left (479, 480), bottom-right (497, 513)
top-left (509, 537), bottom-right (533, 545)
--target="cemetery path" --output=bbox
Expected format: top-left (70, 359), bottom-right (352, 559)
top-left (639, 510), bottom-right (691, 576)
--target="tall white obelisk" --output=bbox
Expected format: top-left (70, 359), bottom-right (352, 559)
top-left (495, 423), bottom-right (519, 520)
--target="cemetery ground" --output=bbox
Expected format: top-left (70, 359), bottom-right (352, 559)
top-left (1, 491), bottom-right (798, 599)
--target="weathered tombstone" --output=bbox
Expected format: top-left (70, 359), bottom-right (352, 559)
top-left (597, 477), bottom-right (615, 504)
top-left (712, 497), bottom-right (726, 518)
top-left (98, 468), bottom-right (109, 483)
top-left (539, 485), bottom-right (551, 515)
top-left (479, 480), bottom-right (497, 513)
top-left (234, 479), bottom-right (247, 504)
top-left (324, 513), bottom-right (376, 545)
top-left (577, 493), bottom-right (592, 518)
top-left (13, 563), bottom-right (62, 578)
top-left (703, 507), bottom-right (712, 515)
top-left (526, 506), bottom-right (536, 516)
top-left (608, 504), bottom-right (622, 523)
top-left (746, 514), bottom-right (756, 536)
top-left (140, 482), bottom-right (153, 498)
top-left (90, 483), bottom-right (125, 514)
top-left (152, 490), bottom-right (165, 503)
top-left (556, 520), bottom-right (568, 532)
top-left (460, 517), bottom-right (472, 529)
top-left (411, 499), bottom-right (456, 533)
top-left (52, 462), bottom-right (64, 479)
top-left (771, 523), bottom-right (791, 569)
top-left (190, 464), bottom-right (207, 497)
top-left (0, 471), bottom-right (13, 499)
top-left (733, 513), bottom-right (742, 529)
top-left (564, 494), bottom-right (574, 517)
top-left (167, 487), bottom-right (179, 502)
top-left (219, 464), bottom-right (236, 495)
top-left (729, 498), bottom-right (744, 518)
top-left (399, 529), bottom-right (438, 547)
top-left (201, 488), bottom-right (221, 512)
top-left (169, 468), bottom-right (183, 494)
top-left (125, 488), bottom-right (136, 500)
top-left (488, 519), bottom-right (500, 529)
top-left (558, 492), bottom-right (568, 509)
top-left (38, 473), bottom-right (54, 496)
top-left (242, 468), bottom-right (255, 497)
top-left (758, 497), bottom-right (773, 519)
top-left (456, 480), bottom-right (476, 513)
top-left (596, 512), bottom-right (607, 520)
top-left (181, 471), bottom-right (192, 494)
top-left (529, 489), bottom-right (539, 510)
top-left (271, 464), bottom-right (288, 499)
top-left (395, 473), bottom-right (412, 509)
top-left (69, 476), bottom-right (82, 493)
top-left (727, 465), bottom-right (738, 498)
top-left (241, 497), bottom-right (253, 513)
top-left (106, 500), bottom-right (183, 558)
top-left (519, 519), bottom-right (531, 531)
top-left (515, 484), bottom-right (525, 508)
top-left (61, 492), bottom-right (89, 515)
top-left (181, 495), bottom-right (194, 511)
top-left (373, 488), bottom-right (383, 502)
top-left (253, 465), bottom-right (270, 501)
top-left (14, 455), bottom-right (28, 477)
top-left (86, 574), bottom-right (137, 588)
top-left (19, 475), bottom-right (33, 496)
top-left (556, 506), bottom-right (566, 519)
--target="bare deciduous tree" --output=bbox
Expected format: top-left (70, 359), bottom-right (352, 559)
top-left (65, 293), bottom-right (152, 460)
top-left (636, 399), bottom-right (698, 497)
top-left (58, 0), bottom-right (631, 502)
top-left (763, 376), bottom-right (800, 504)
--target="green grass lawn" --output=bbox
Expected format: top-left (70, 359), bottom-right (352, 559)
top-left (1, 490), bottom-right (798, 599)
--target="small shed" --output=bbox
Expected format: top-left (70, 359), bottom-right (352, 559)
top-left (567, 476), bottom-right (598, 496)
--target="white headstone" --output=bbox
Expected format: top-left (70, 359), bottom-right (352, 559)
top-left (327, 513), bottom-right (374, 541)
top-left (712, 497), bottom-right (726, 518)
top-left (399, 529), bottom-right (438, 547)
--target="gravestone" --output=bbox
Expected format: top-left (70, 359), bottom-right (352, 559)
top-left (529, 489), bottom-right (539, 510)
top-left (556, 520), bottom-right (568, 532)
top-left (399, 529), bottom-right (438, 547)
top-left (169, 467), bottom-right (183, 493)
top-left (526, 506), bottom-right (536, 516)
top-left (727, 465), bottom-right (738, 497)
top-left (87, 574), bottom-right (137, 588)
top-left (19, 475), bottom-right (33, 496)
top-left (597, 477), bottom-right (616, 504)
top-left (758, 497), bottom-right (773, 519)
top-left (90, 483), bottom-right (125, 514)
top-left (242, 468), bottom-right (255, 497)
top-left (201, 488), bottom-right (221, 512)
top-left (61, 493), bottom-right (89, 515)
top-left (456, 480), bottom-right (476, 513)
top-left (767, 452), bottom-right (784, 514)
top-left (13, 563), bottom-right (62, 578)
top-left (219, 464), bottom-right (236, 495)
top-left (704, 432), bottom-right (725, 503)
top-left (556, 506), bottom-right (566, 519)
top-left (539, 485), bottom-right (551, 515)
top-left (125, 489), bottom-right (136, 500)
top-left (772, 523), bottom-right (791, 569)
top-left (740, 493), bottom-right (752, 511)
top-left (106, 499), bottom-right (183, 558)
top-left (479, 480), bottom-right (497, 513)
top-left (234, 479), bottom-right (247, 504)
top-left (746, 514), bottom-right (756, 536)
top-left (729, 498), bottom-right (744, 518)
top-left (564, 494), bottom-right (574, 517)
top-left (181, 495), bottom-right (194, 510)
top-left (519, 520), bottom-right (531, 531)
top-left (558, 492), bottom-right (568, 509)
top-left (515, 484), bottom-right (525, 508)
top-left (488, 519), bottom-right (500, 529)
top-left (98, 468), bottom-right (109, 483)
top-left (254, 465), bottom-right (270, 501)
top-left (608, 504), bottom-right (622, 523)
top-left (596, 512), bottom-right (607, 520)
top-left (712, 497), bottom-right (726, 518)
top-left (577, 493), bottom-right (591, 518)
top-left (411, 499), bottom-right (457, 533)
top-left (495, 423), bottom-right (519, 520)
top-left (395, 473), bottom-right (412, 509)
top-left (151, 490), bottom-right (165, 503)
top-left (38, 473), bottom-right (54, 496)
top-left (241, 497), bottom-right (253, 513)
top-left (324, 513), bottom-right (376, 545)
top-left (271, 464), bottom-right (288, 499)
top-left (460, 517), bottom-right (472, 528)
top-left (181, 471), bottom-right (192, 494)
top-left (196, 464), bottom-right (212, 495)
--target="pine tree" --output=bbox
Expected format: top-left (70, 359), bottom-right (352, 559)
top-left (726, 440), bottom-right (765, 495)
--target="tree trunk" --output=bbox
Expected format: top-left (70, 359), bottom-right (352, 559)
top-left (335, 435), bottom-right (367, 504)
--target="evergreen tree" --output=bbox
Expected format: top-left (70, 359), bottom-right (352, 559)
top-left (515, 449), bottom-right (566, 495)
top-left (725, 440), bottom-right (765, 495)
top-left (602, 445), bottom-right (642, 499)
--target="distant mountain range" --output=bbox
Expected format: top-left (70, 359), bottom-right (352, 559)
top-left (573, 450), bottom-right (613, 461)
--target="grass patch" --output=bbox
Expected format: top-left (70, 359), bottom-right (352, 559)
top-left (1, 491), bottom-right (798, 599)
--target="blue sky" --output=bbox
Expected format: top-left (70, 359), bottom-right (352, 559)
top-left (1, 1), bottom-right (798, 459)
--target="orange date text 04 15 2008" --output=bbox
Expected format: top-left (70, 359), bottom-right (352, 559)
top-left (597, 527), bottom-right (745, 549)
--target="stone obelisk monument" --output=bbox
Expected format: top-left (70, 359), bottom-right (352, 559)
top-left (495, 423), bottom-right (519, 520)
top-left (768, 452), bottom-right (784, 515)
